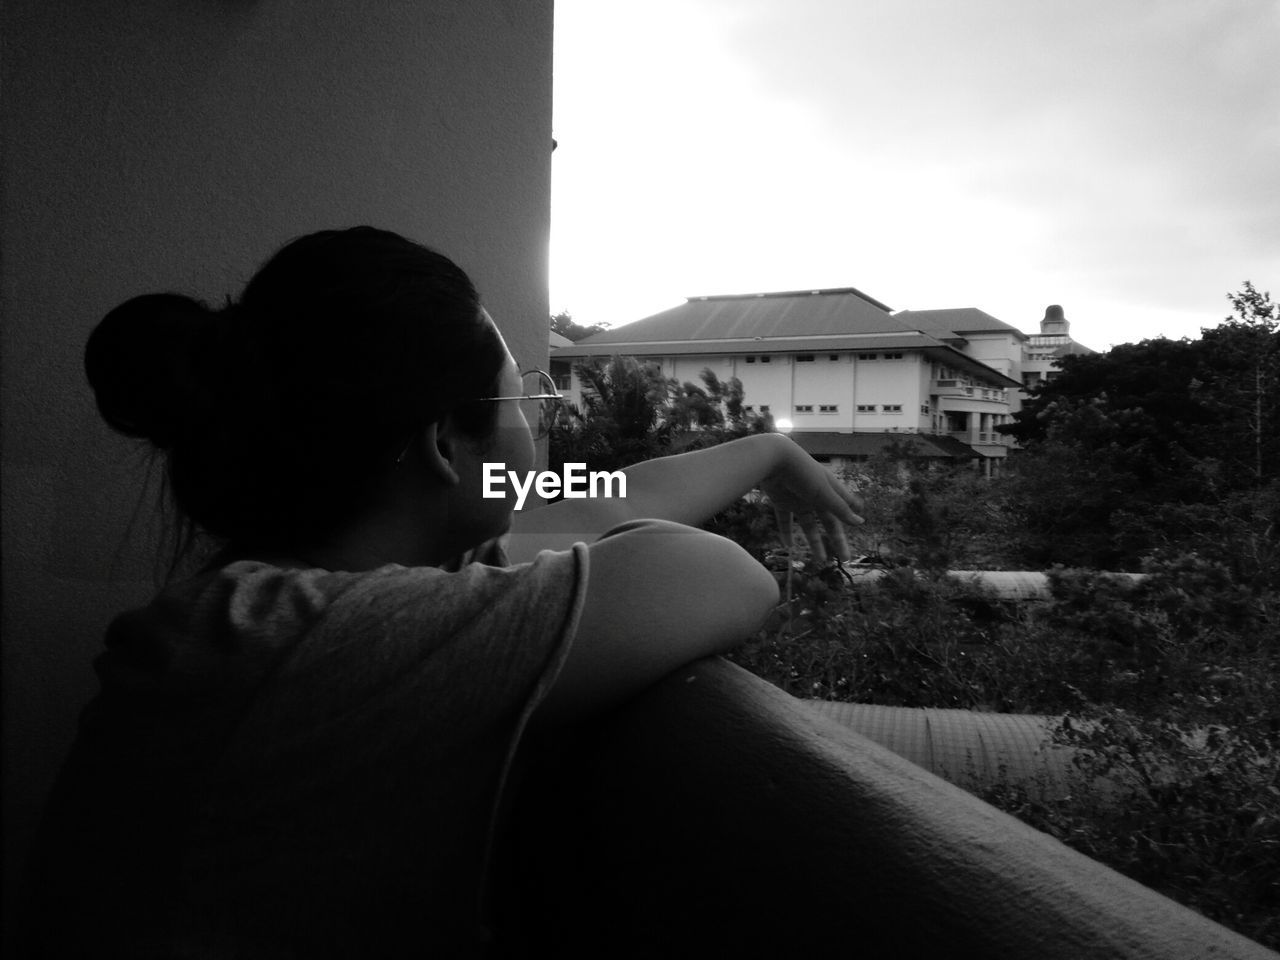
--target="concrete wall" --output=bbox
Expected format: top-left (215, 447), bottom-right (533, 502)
top-left (671, 354), bottom-right (732, 389)
top-left (575, 348), bottom-right (994, 435)
top-left (960, 332), bottom-right (1024, 377)
top-left (730, 354), bottom-right (792, 417)
top-left (791, 354), bottom-right (853, 429)
top-left (502, 658), bottom-right (1278, 957)
top-left (852, 353), bottom-right (922, 430)
top-left (1, 0), bottom-right (553, 923)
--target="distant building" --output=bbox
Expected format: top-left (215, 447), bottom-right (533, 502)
top-left (553, 288), bottom-right (1025, 475)
top-left (548, 330), bottom-right (575, 391)
top-left (1020, 304), bottom-right (1095, 393)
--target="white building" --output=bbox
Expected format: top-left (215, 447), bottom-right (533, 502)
top-left (553, 288), bottom-right (1027, 475)
top-left (1020, 304), bottom-right (1095, 392)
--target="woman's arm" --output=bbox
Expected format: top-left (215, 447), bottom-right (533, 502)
top-left (507, 433), bottom-right (863, 562)
top-left (532, 519), bottom-right (780, 725)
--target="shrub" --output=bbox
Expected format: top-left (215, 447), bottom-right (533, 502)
top-left (983, 709), bottom-right (1279, 949)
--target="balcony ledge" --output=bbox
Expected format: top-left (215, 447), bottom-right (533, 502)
top-left (497, 657), bottom-right (1276, 958)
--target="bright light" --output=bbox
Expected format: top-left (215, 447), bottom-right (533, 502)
top-left (774, 417), bottom-right (793, 433)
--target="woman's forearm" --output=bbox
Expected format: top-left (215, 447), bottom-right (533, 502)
top-left (613, 432), bottom-right (792, 526)
top-left (507, 433), bottom-right (862, 564)
top-left (510, 433), bottom-right (791, 545)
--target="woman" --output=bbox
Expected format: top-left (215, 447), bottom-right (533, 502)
top-left (25, 227), bottom-right (863, 957)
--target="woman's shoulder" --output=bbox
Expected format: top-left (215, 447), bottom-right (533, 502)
top-left (203, 541), bottom-right (587, 636)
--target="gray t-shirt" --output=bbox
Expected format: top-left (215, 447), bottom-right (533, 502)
top-left (26, 540), bottom-right (588, 958)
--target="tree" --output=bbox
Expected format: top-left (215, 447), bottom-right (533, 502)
top-left (1193, 282), bottom-right (1279, 485)
top-left (998, 284), bottom-right (1280, 568)
top-left (1004, 284), bottom-right (1280, 495)
top-left (667, 378), bottom-right (724, 432)
top-left (550, 310), bottom-right (610, 342)
top-left (665, 369), bottom-right (773, 448)
top-left (548, 360), bottom-right (772, 474)
top-left (549, 356), bottom-right (672, 472)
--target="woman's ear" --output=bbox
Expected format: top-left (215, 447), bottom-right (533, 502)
top-left (418, 420), bottom-right (461, 487)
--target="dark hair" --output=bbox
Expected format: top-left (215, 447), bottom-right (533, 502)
top-left (85, 227), bottom-right (505, 549)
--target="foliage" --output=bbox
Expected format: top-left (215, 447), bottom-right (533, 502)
top-left (550, 310), bottom-right (610, 342)
top-left (547, 356), bottom-right (771, 474)
top-left (838, 445), bottom-right (1020, 570)
top-left (995, 285), bottom-right (1280, 570)
top-left (1194, 282), bottom-right (1280, 486)
top-left (548, 356), bottom-right (674, 472)
top-left (728, 545), bottom-right (1279, 948)
top-left (1003, 285), bottom-right (1280, 558)
top-left (722, 432), bottom-right (1279, 948)
top-left (984, 709), bottom-right (1279, 949)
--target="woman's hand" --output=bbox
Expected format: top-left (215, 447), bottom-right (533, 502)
top-left (759, 437), bottom-right (865, 564)
top-left (508, 432), bottom-right (864, 563)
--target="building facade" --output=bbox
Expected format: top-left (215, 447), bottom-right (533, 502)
top-left (553, 289), bottom-right (1027, 474)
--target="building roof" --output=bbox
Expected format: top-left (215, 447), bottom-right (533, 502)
top-left (790, 431), bottom-right (980, 460)
top-left (554, 332), bottom-right (1023, 389)
top-left (554, 331), bottom-right (940, 357)
top-left (549, 331), bottom-right (575, 349)
top-left (574, 288), bottom-right (900, 346)
top-left (892, 308), bottom-right (1029, 342)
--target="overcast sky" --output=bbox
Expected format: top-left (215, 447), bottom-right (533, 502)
top-left (549, 0), bottom-right (1279, 350)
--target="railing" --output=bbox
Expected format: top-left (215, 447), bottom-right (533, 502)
top-left (935, 386), bottom-right (1008, 405)
top-left (500, 658), bottom-right (1276, 957)
top-left (930, 379), bottom-right (972, 396)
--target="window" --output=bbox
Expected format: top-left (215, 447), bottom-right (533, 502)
top-left (759, 355), bottom-right (771, 363)
top-left (883, 352), bottom-right (903, 360)
top-left (794, 404), bottom-right (814, 413)
top-left (857, 352), bottom-right (878, 361)
top-left (818, 404), bottom-right (838, 413)
top-left (883, 404), bottom-right (902, 413)
top-left (745, 356), bottom-right (756, 363)
top-left (828, 354), bottom-right (839, 362)
top-left (856, 404), bottom-right (875, 413)
top-left (795, 354), bottom-right (815, 363)
top-left (921, 404), bottom-right (931, 414)
top-left (549, 359), bottom-right (572, 391)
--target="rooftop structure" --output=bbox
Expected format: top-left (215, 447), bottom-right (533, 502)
top-left (1022, 304), bottom-right (1096, 391)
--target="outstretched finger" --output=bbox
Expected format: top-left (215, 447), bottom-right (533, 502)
top-left (826, 472), bottom-right (865, 525)
top-left (798, 512), bottom-right (827, 564)
top-left (822, 512), bottom-right (851, 562)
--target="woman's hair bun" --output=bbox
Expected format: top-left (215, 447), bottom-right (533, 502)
top-left (85, 292), bottom-right (217, 447)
